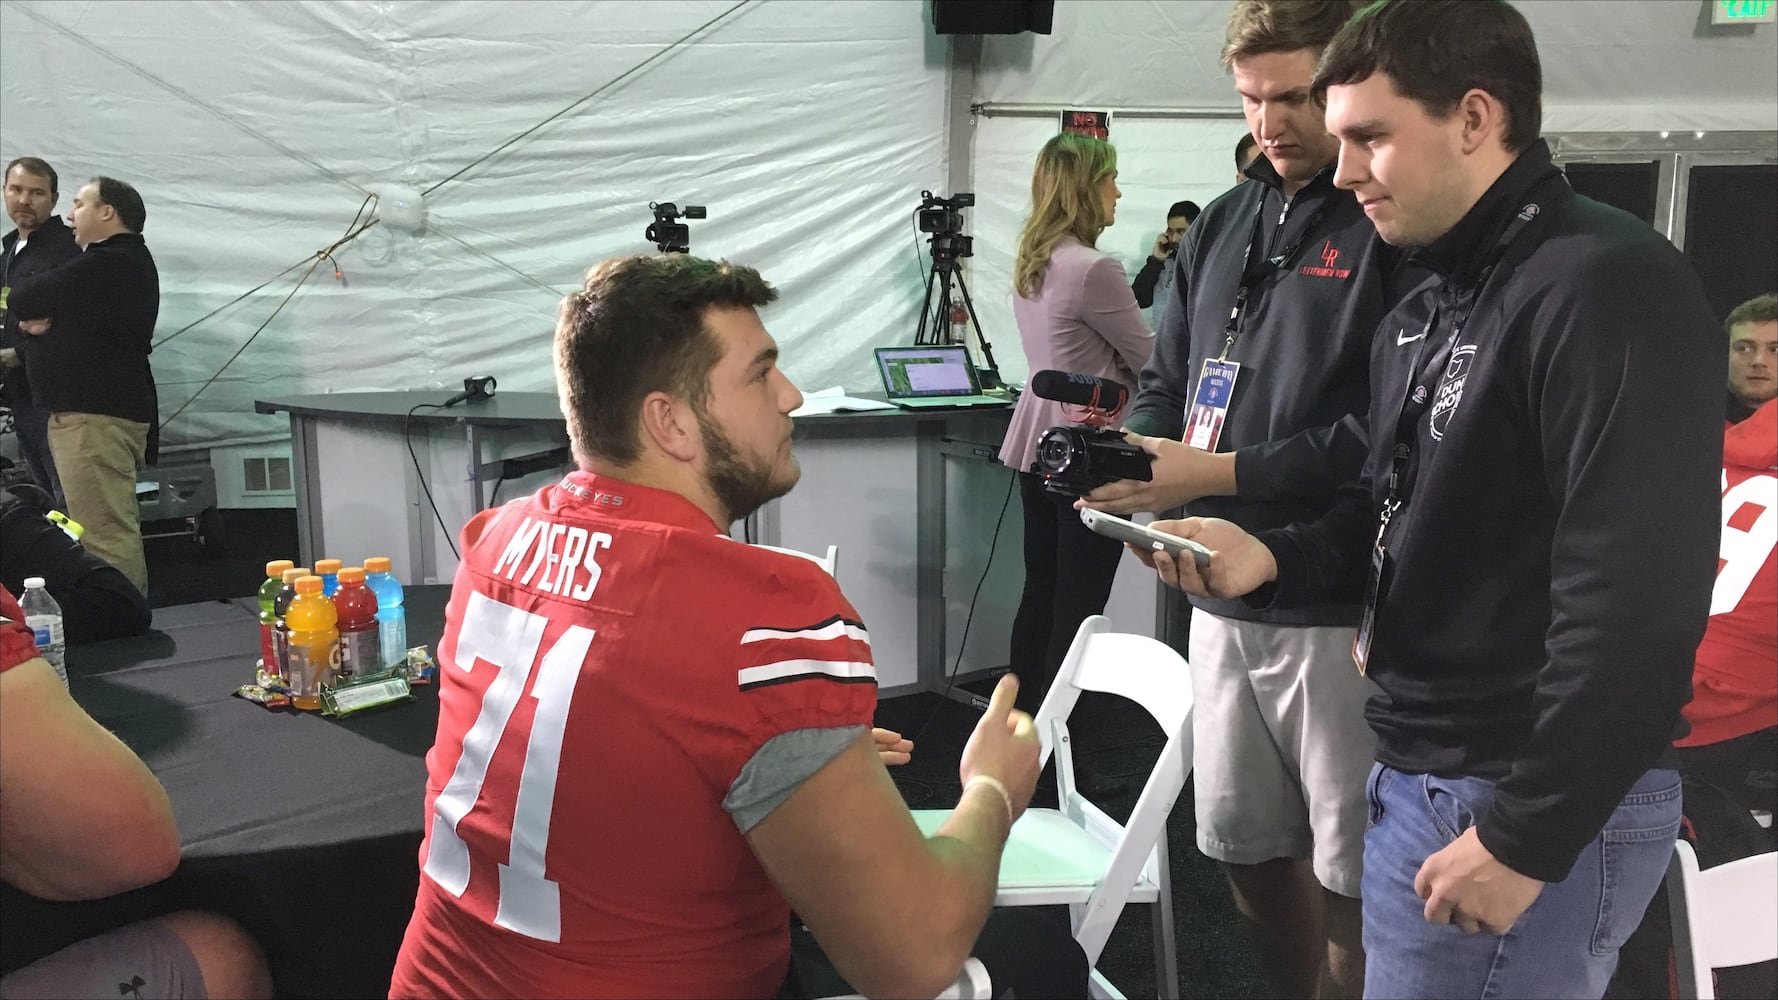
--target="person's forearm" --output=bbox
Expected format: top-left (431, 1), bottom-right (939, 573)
top-left (895, 785), bottom-right (1012, 993)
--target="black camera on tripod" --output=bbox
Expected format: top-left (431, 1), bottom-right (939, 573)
top-left (918, 190), bottom-right (974, 262)
top-left (1027, 370), bottom-right (1153, 496)
top-left (646, 201), bottom-right (706, 254)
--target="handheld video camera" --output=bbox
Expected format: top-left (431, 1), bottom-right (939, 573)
top-left (1028, 370), bottom-right (1152, 496)
top-left (917, 190), bottom-right (975, 263)
top-left (646, 201), bottom-right (706, 254)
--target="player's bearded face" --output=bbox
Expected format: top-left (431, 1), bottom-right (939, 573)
top-left (696, 404), bottom-right (799, 523)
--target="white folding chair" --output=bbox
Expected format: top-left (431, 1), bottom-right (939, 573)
top-left (912, 615), bottom-right (1193, 999)
top-left (1666, 839), bottom-right (1778, 999)
top-left (750, 542), bottom-right (839, 577)
top-left (820, 958), bottom-right (993, 1000)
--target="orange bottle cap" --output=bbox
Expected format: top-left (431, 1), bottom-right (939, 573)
top-left (295, 576), bottom-right (323, 594)
top-left (315, 559), bottom-right (343, 574)
top-left (282, 567), bottom-right (310, 584)
top-left (266, 559), bottom-right (295, 577)
top-left (338, 567), bottom-right (366, 584)
top-left (364, 557), bottom-right (392, 574)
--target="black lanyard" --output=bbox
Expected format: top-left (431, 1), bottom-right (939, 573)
top-left (1379, 183), bottom-right (1560, 528)
top-left (1220, 192), bottom-right (1333, 358)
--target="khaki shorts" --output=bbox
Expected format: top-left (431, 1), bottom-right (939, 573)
top-left (1188, 608), bottom-right (1377, 898)
top-left (0, 917), bottom-right (205, 1000)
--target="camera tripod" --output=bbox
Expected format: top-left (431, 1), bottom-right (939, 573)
top-left (914, 235), bottom-right (1002, 387)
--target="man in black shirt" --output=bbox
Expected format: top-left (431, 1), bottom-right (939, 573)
top-left (1, 158), bottom-right (81, 504)
top-left (1144, 3), bottom-right (1721, 997)
top-left (1129, 199), bottom-right (1200, 330)
top-left (9, 177), bottom-right (159, 597)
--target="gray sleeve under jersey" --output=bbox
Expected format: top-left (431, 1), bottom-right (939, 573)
top-left (723, 724), bottom-right (868, 834)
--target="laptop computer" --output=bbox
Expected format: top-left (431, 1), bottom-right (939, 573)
top-left (873, 345), bottom-right (1009, 409)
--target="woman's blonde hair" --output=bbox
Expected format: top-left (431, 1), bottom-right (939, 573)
top-left (1012, 133), bottom-right (1118, 299)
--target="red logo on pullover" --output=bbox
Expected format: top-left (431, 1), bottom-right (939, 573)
top-left (1300, 240), bottom-right (1352, 279)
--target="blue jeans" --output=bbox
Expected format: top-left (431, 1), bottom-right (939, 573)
top-left (1362, 763), bottom-right (1681, 999)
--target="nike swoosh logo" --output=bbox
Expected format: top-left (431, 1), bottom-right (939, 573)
top-left (1396, 328), bottom-right (1426, 346)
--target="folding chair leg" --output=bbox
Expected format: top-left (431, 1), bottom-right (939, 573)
top-left (1151, 845), bottom-right (1180, 1000)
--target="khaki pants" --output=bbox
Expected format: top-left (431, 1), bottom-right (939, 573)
top-left (47, 411), bottom-right (149, 596)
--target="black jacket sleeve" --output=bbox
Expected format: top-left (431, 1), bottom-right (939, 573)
top-left (1250, 475), bottom-right (1375, 610)
top-left (6, 248), bottom-right (103, 319)
top-left (1130, 255), bottom-right (1167, 309)
top-left (1472, 250), bottom-right (1722, 883)
top-left (1233, 414), bottom-right (1370, 504)
top-left (1125, 248), bottom-right (1196, 439)
top-left (0, 490), bottom-right (151, 643)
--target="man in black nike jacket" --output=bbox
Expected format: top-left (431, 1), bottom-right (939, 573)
top-left (1144, 4), bottom-right (1723, 997)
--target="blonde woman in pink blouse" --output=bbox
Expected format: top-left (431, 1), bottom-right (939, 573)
top-left (1000, 133), bottom-right (1154, 714)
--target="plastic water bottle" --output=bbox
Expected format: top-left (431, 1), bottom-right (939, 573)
top-left (258, 560), bottom-right (294, 679)
top-left (364, 556), bottom-right (406, 670)
top-left (285, 576), bottom-right (339, 711)
top-left (20, 577), bottom-right (67, 685)
top-left (315, 558), bottom-right (343, 598)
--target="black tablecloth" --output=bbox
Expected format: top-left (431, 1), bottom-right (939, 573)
top-left (0, 586), bottom-right (453, 998)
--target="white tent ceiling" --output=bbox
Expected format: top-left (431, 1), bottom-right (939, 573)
top-left (1, 0), bottom-right (1773, 450)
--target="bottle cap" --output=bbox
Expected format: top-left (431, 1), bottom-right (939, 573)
top-left (266, 559), bottom-right (295, 578)
top-left (364, 556), bottom-right (392, 574)
top-left (295, 576), bottom-right (323, 595)
top-left (315, 559), bottom-right (343, 574)
top-left (339, 567), bottom-right (366, 584)
top-left (282, 567), bottom-right (310, 584)
top-left (24, 576), bottom-right (46, 589)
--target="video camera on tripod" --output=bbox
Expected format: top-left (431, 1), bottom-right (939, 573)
top-left (1028, 370), bottom-right (1153, 496)
top-left (918, 190), bottom-right (975, 262)
top-left (646, 201), bottom-right (706, 254)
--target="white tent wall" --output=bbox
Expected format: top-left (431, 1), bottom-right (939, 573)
top-left (962, 0), bottom-right (1778, 385)
top-left (0, 0), bottom-right (954, 452)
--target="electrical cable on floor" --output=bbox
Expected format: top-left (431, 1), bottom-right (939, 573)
top-left (911, 466), bottom-right (1018, 745)
top-left (405, 403), bottom-right (461, 560)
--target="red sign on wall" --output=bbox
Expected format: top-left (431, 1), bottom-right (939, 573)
top-left (1061, 109), bottom-right (1110, 140)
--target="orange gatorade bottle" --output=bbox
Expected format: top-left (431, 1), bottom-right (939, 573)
top-left (286, 576), bottom-right (340, 711)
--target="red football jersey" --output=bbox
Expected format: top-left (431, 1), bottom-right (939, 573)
top-left (390, 474), bottom-right (877, 998)
top-left (1680, 401), bottom-right (1778, 747)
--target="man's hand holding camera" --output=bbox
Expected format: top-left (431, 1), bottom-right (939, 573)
top-left (1077, 432), bottom-right (1237, 514)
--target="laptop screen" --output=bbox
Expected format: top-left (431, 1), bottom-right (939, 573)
top-left (874, 346), bottom-right (982, 398)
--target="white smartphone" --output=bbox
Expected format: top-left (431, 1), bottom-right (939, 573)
top-left (1079, 508), bottom-right (1212, 571)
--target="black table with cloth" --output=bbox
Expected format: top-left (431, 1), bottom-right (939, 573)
top-left (0, 586), bottom-right (453, 998)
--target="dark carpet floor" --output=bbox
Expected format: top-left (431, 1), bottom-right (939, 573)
top-left (145, 509), bottom-right (1267, 997)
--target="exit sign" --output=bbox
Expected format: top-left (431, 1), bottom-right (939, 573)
top-left (1713, 0), bottom-right (1775, 23)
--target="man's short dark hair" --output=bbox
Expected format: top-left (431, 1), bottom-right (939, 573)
top-left (555, 254), bottom-right (779, 466)
top-left (91, 176), bottom-right (147, 233)
top-left (1167, 201), bottom-right (1203, 224)
top-left (1235, 133), bottom-right (1259, 169)
top-left (5, 157), bottom-right (57, 197)
top-left (1725, 293), bottom-right (1778, 335)
top-left (1313, 0), bottom-right (1543, 154)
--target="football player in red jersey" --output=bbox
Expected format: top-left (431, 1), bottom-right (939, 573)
top-left (1676, 397), bottom-right (1777, 814)
top-left (389, 254), bottom-right (1087, 999)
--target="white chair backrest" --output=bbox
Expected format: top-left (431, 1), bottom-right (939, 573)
top-left (1669, 839), bottom-right (1778, 999)
top-left (1032, 615), bottom-right (1194, 964)
top-left (750, 543), bottom-right (839, 578)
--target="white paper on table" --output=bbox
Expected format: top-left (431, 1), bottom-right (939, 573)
top-left (791, 386), bottom-right (897, 416)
